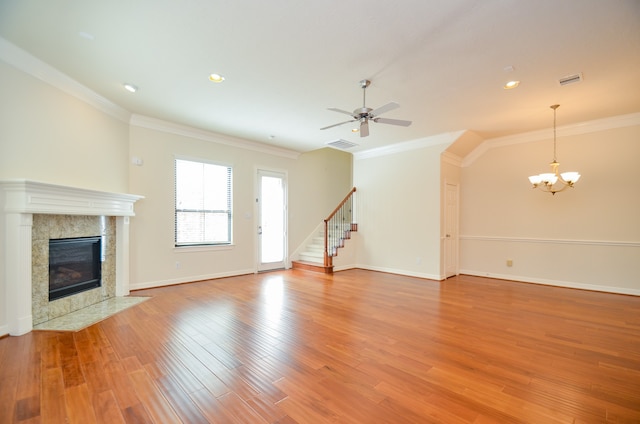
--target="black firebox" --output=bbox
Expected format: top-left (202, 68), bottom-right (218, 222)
top-left (49, 236), bottom-right (102, 301)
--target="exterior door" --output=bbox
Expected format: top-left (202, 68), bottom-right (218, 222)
top-left (444, 182), bottom-right (459, 278)
top-left (257, 170), bottom-right (287, 271)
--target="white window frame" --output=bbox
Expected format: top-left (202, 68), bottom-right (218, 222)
top-left (174, 157), bottom-right (233, 247)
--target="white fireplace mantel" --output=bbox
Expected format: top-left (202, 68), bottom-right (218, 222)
top-left (0, 180), bottom-right (143, 336)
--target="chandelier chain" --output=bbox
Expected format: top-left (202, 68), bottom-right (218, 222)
top-left (553, 107), bottom-right (557, 161)
top-left (551, 104), bottom-right (559, 162)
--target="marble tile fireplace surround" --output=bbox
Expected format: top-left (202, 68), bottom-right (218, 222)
top-left (0, 180), bottom-right (143, 336)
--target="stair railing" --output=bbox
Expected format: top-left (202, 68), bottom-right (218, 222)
top-left (324, 187), bottom-right (357, 267)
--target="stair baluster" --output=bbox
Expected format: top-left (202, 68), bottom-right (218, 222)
top-left (323, 187), bottom-right (357, 267)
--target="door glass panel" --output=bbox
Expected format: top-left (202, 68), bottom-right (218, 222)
top-left (260, 175), bottom-right (284, 264)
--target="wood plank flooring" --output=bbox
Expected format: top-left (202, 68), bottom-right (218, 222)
top-left (1, 270), bottom-right (639, 423)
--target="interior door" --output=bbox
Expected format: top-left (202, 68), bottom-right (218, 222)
top-left (444, 182), bottom-right (459, 278)
top-left (257, 170), bottom-right (287, 271)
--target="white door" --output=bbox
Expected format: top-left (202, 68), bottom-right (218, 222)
top-left (444, 182), bottom-right (459, 278)
top-left (257, 170), bottom-right (287, 271)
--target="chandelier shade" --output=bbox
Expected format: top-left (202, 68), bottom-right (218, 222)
top-left (528, 105), bottom-right (580, 195)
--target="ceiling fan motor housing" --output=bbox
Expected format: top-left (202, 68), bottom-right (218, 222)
top-left (355, 107), bottom-right (373, 119)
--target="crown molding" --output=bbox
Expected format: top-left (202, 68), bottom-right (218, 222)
top-left (354, 130), bottom-right (465, 160)
top-left (441, 151), bottom-right (463, 167)
top-left (0, 37), bottom-right (131, 123)
top-left (1, 37), bottom-right (299, 159)
top-left (130, 115), bottom-right (301, 160)
top-left (462, 112), bottom-right (640, 167)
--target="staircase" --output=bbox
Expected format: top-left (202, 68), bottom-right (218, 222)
top-left (292, 188), bottom-right (357, 274)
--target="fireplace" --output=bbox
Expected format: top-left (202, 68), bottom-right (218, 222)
top-left (49, 236), bottom-right (102, 301)
top-left (0, 180), bottom-right (143, 336)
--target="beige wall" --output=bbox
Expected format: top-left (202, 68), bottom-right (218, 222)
top-left (353, 144), bottom-right (447, 279)
top-left (0, 61), bottom-right (130, 335)
top-left (289, 147), bottom-right (353, 250)
top-left (128, 125), bottom-right (353, 289)
top-left (460, 124), bottom-right (640, 294)
top-left (0, 62), bottom-right (129, 193)
top-left (2, 45), bottom-right (638, 335)
top-left (0, 58), bottom-right (353, 333)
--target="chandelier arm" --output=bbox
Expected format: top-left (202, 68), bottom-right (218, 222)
top-left (556, 175), bottom-right (570, 186)
top-left (532, 177), bottom-right (575, 194)
top-left (551, 184), bottom-right (572, 194)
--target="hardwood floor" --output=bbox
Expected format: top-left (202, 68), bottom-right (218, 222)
top-left (1, 270), bottom-right (639, 423)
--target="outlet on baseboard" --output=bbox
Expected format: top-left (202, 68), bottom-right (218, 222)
top-left (506, 259), bottom-right (513, 267)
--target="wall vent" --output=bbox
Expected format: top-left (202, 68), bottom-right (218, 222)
top-left (327, 139), bottom-right (358, 150)
top-left (558, 72), bottom-right (583, 86)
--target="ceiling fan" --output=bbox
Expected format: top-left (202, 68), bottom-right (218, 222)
top-left (320, 79), bottom-right (412, 137)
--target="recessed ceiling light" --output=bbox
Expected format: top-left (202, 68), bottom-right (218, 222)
top-left (503, 80), bottom-right (520, 89)
top-left (209, 73), bottom-right (225, 83)
top-left (351, 128), bottom-right (359, 133)
top-left (123, 83), bottom-right (138, 93)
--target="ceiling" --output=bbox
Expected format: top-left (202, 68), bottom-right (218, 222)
top-left (1, 0), bottom-right (639, 154)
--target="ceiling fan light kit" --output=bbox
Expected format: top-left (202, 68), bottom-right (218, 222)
top-left (321, 79), bottom-right (412, 137)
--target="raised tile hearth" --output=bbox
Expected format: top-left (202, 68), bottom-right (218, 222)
top-left (33, 296), bottom-right (149, 332)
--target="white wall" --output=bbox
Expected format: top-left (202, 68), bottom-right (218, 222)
top-left (353, 143), bottom-right (447, 280)
top-left (460, 122), bottom-right (640, 294)
top-left (128, 124), bottom-right (353, 289)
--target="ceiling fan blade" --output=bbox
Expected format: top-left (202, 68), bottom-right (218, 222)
top-left (373, 117), bottom-right (412, 127)
top-left (370, 101), bottom-right (399, 117)
top-left (360, 120), bottom-right (369, 137)
top-left (320, 119), bottom-right (356, 130)
top-left (327, 107), bottom-right (356, 117)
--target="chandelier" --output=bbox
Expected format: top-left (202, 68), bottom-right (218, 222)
top-left (528, 104), bottom-right (581, 195)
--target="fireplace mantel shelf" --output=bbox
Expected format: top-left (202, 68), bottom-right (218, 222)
top-left (0, 179), bottom-right (143, 216)
top-left (0, 180), bottom-right (144, 336)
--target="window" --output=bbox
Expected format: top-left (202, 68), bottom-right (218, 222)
top-left (175, 158), bottom-right (232, 246)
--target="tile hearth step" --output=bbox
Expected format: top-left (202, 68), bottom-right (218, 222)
top-left (33, 296), bottom-right (149, 332)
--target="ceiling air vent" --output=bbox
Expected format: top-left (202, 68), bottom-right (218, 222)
top-left (327, 139), bottom-right (358, 150)
top-left (558, 72), bottom-right (583, 86)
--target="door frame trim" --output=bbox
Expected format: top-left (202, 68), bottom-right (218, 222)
top-left (255, 167), bottom-right (289, 272)
top-left (443, 180), bottom-right (460, 278)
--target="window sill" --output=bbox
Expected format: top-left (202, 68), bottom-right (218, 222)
top-left (174, 244), bottom-right (234, 253)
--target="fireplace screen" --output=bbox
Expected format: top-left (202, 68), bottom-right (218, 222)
top-left (49, 236), bottom-right (102, 301)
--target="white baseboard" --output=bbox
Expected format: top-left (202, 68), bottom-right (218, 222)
top-left (459, 269), bottom-right (640, 296)
top-left (353, 264), bottom-right (441, 281)
top-left (130, 268), bottom-right (255, 291)
top-left (0, 324), bottom-right (9, 337)
top-left (129, 267), bottom-right (639, 296)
